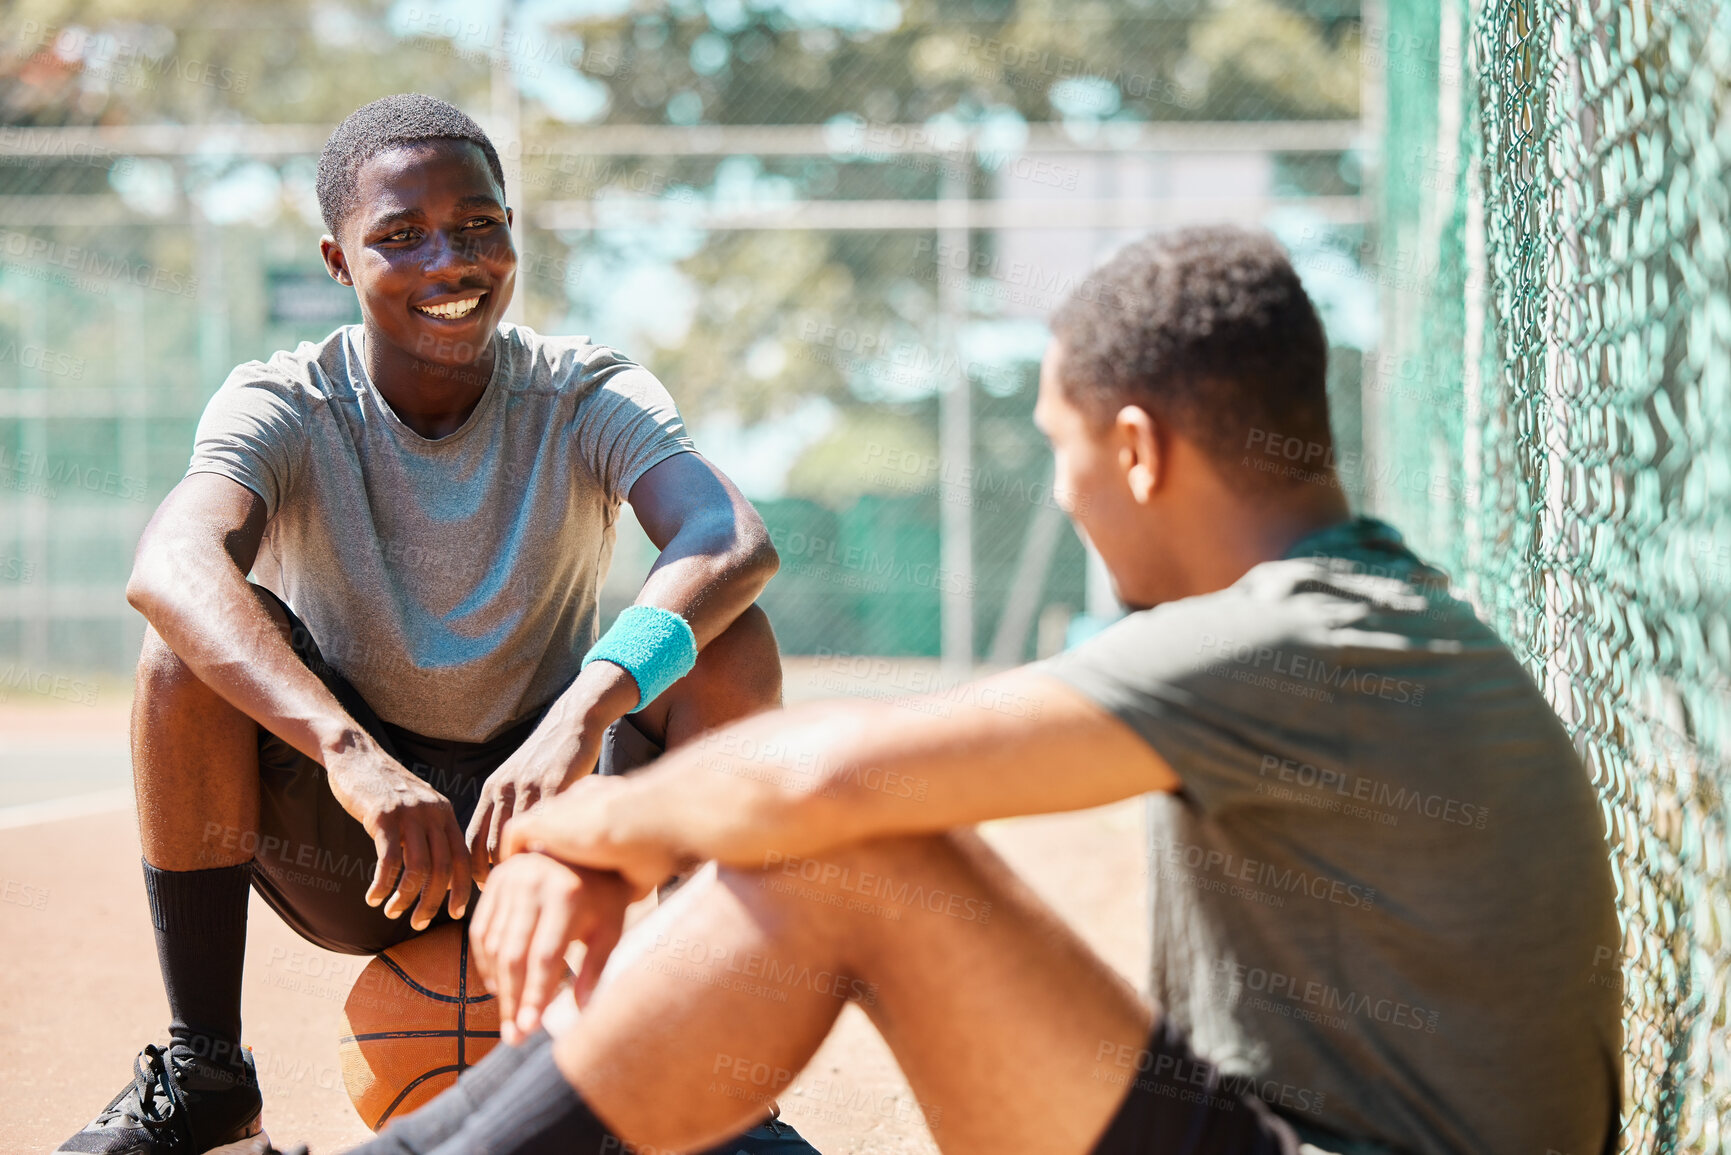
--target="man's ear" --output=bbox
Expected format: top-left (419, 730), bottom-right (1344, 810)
top-left (1115, 404), bottom-right (1162, 503)
top-left (319, 235), bottom-right (353, 287)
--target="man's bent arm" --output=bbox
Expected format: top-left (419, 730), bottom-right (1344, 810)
top-left (509, 667), bottom-right (1180, 885)
top-left (127, 473), bottom-right (365, 764)
top-left (128, 472), bottom-right (473, 925)
top-left (534, 452), bottom-right (780, 745)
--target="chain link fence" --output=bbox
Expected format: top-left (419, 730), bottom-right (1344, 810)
top-left (0, 4), bottom-right (1369, 691)
top-left (1374, 0), bottom-right (1731, 1148)
top-left (7, 0), bottom-right (1730, 1145)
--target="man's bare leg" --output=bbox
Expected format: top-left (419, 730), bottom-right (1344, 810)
top-left (132, 586), bottom-right (290, 868)
top-left (555, 830), bottom-right (1154, 1155)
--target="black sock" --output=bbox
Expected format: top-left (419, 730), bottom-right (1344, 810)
top-left (356, 1031), bottom-right (556, 1154)
top-left (141, 858), bottom-right (252, 1071)
top-left (423, 1042), bottom-right (612, 1155)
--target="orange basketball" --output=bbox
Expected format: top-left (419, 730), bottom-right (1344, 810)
top-left (337, 923), bottom-right (500, 1131)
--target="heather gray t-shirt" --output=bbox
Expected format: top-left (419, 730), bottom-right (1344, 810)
top-left (185, 322), bottom-right (695, 742)
top-left (1040, 517), bottom-right (1620, 1155)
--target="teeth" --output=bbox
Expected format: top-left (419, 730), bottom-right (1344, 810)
top-left (416, 295), bottom-right (482, 319)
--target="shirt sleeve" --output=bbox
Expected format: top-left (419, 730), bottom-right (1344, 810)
top-left (183, 368), bottom-right (308, 519)
top-left (1035, 592), bottom-right (1352, 814)
top-left (571, 349), bottom-right (697, 506)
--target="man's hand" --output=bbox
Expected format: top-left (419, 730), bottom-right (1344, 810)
top-left (464, 704), bottom-right (613, 886)
top-left (502, 773), bottom-right (687, 897)
top-left (325, 738), bottom-right (472, 930)
top-left (470, 852), bottom-right (635, 1043)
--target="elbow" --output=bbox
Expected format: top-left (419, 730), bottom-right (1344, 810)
top-left (723, 518), bottom-right (779, 595)
top-left (743, 529), bottom-right (780, 586)
top-left (125, 548), bottom-right (164, 618)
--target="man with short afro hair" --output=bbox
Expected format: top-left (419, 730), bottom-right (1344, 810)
top-left (1048, 226), bottom-right (1333, 491)
top-left (315, 93), bottom-right (507, 241)
top-left (307, 224), bottom-right (1619, 1155)
top-left (54, 93), bottom-right (820, 1155)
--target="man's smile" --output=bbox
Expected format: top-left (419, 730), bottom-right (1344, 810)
top-left (413, 291), bottom-right (487, 320)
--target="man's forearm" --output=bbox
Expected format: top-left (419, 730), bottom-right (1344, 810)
top-left (557, 670), bottom-right (1177, 874)
top-left (525, 522), bottom-right (778, 778)
top-left (128, 530), bottom-right (371, 768)
top-left (615, 704), bottom-right (868, 865)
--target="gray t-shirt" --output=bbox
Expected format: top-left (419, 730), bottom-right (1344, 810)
top-left (185, 322), bottom-right (695, 742)
top-left (1040, 517), bottom-right (1620, 1155)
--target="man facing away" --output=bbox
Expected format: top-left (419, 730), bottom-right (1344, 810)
top-left (323, 224), bottom-right (1623, 1155)
top-left (56, 93), bottom-right (817, 1155)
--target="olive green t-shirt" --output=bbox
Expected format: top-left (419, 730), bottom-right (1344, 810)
top-left (1040, 517), bottom-right (1620, 1155)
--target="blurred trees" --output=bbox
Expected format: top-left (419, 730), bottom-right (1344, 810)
top-left (0, 1), bottom-right (1360, 645)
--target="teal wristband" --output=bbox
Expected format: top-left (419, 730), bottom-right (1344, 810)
top-left (582, 605), bottom-right (698, 712)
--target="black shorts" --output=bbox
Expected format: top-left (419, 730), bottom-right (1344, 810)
top-left (1088, 1017), bottom-right (1306, 1155)
top-left (244, 584), bottom-right (663, 955)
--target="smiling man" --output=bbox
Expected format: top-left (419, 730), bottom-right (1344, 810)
top-left (319, 225), bottom-right (1621, 1155)
top-left (55, 94), bottom-right (816, 1155)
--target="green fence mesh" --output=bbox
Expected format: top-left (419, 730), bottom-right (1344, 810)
top-left (1377, 0), bottom-right (1731, 1147)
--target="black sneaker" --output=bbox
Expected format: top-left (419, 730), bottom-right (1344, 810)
top-left (695, 1104), bottom-right (824, 1155)
top-left (53, 1042), bottom-right (263, 1154)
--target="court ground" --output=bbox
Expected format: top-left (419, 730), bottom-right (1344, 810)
top-left (0, 659), bottom-right (1148, 1155)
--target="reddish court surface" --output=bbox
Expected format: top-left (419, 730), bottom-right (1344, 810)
top-left (0, 672), bottom-right (1149, 1155)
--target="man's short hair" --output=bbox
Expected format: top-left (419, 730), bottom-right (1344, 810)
top-left (1050, 226), bottom-right (1332, 487)
top-left (316, 93), bottom-right (506, 239)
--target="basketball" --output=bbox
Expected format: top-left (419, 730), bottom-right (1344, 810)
top-left (337, 923), bottom-right (500, 1131)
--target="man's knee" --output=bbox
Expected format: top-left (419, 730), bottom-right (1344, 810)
top-left (689, 604), bottom-right (783, 711)
top-left (725, 832), bottom-right (981, 914)
top-left (135, 585), bottom-right (295, 702)
top-left (135, 592), bottom-right (297, 716)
